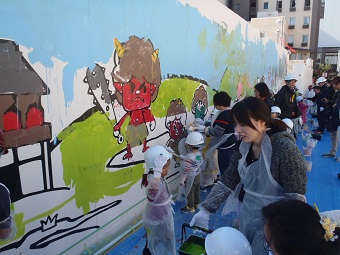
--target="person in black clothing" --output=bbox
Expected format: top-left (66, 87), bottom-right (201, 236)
top-left (254, 82), bottom-right (274, 112)
top-left (314, 77), bottom-right (330, 134)
top-left (326, 79), bottom-right (336, 105)
top-left (306, 86), bottom-right (320, 102)
top-left (325, 79), bottom-right (336, 123)
top-left (274, 73), bottom-right (302, 138)
top-left (323, 76), bottom-right (340, 158)
top-left (195, 91), bottom-right (237, 177)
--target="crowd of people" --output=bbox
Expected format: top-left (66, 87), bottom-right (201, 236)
top-left (1, 72), bottom-right (339, 254)
top-left (141, 75), bottom-right (340, 255)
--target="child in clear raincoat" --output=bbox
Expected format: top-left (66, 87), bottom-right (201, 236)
top-left (141, 145), bottom-right (176, 255)
top-left (178, 131), bottom-right (204, 213)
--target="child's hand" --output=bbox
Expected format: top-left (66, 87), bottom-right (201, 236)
top-left (194, 118), bottom-right (205, 125)
top-left (196, 125), bottom-right (205, 132)
top-left (179, 155), bottom-right (186, 160)
top-left (190, 209), bottom-right (210, 229)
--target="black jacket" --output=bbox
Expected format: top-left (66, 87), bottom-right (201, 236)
top-left (274, 85), bottom-right (301, 119)
top-left (316, 85), bottom-right (330, 111)
top-left (326, 101), bottom-right (340, 132)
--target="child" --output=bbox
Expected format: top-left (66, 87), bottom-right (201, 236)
top-left (297, 95), bottom-right (309, 124)
top-left (282, 118), bottom-right (294, 137)
top-left (178, 131), bottom-right (204, 213)
top-left (307, 86), bottom-right (321, 120)
top-left (141, 145), bottom-right (176, 255)
top-left (270, 106), bottom-right (281, 119)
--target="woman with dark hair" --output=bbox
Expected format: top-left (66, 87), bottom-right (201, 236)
top-left (262, 199), bottom-right (340, 255)
top-left (190, 97), bottom-right (307, 255)
top-left (254, 82), bottom-right (274, 110)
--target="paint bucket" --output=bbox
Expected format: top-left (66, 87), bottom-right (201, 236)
top-left (306, 160), bottom-right (313, 172)
top-left (302, 133), bottom-right (312, 143)
top-left (307, 139), bottom-right (317, 148)
top-left (303, 147), bottom-right (313, 157)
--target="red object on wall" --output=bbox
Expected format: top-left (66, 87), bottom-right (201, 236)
top-left (26, 107), bottom-right (43, 129)
top-left (3, 112), bottom-right (22, 131)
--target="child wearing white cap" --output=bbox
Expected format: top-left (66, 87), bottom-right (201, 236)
top-left (282, 118), bottom-right (295, 137)
top-left (178, 131), bottom-right (204, 213)
top-left (141, 145), bottom-right (176, 255)
top-left (270, 106), bottom-right (281, 119)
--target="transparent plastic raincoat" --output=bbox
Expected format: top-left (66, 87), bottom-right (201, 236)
top-left (200, 131), bottom-right (307, 255)
top-left (178, 151), bottom-right (203, 198)
top-left (142, 175), bottom-right (176, 255)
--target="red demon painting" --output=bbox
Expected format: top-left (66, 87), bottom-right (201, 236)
top-left (111, 36), bottom-right (161, 160)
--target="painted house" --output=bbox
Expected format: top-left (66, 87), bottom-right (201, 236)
top-left (0, 39), bottom-right (56, 202)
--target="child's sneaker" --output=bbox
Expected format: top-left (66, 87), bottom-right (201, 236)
top-left (194, 204), bottom-right (199, 210)
top-left (181, 206), bottom-right (195, 213)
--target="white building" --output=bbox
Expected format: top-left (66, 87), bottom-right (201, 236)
top-left (220, 0), bottom-right (323, 68)
top-left (317, 0), bottom-right (340, 76)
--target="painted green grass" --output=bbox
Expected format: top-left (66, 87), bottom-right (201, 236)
top-left (152, 77), bottom-right (215, 118)
top-left (58, 78), bottom-right (214, 214)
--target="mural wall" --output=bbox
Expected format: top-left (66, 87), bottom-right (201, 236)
top-left (0, 0), bottom-right (287, 254)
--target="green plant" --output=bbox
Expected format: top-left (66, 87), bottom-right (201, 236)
top-left (319, 63), bottom-right (332, 73)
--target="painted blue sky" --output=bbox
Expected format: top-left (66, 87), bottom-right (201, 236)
top-left (0, 0), bottom-right (279, 102)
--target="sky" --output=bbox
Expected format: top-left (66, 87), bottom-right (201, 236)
top-left (0, 0), bottom-right (225, 102)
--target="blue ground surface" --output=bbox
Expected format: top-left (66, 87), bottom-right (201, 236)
top-left (107, 121), bottom-right (340, 255)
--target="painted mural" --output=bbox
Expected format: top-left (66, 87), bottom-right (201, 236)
top-left (0, 0), bottom-right (287, 254)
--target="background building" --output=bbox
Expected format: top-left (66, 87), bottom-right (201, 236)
top-left (317, 0), bottom-right (340, 78)
top-left (220, 0), bottom-right (323, 70)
